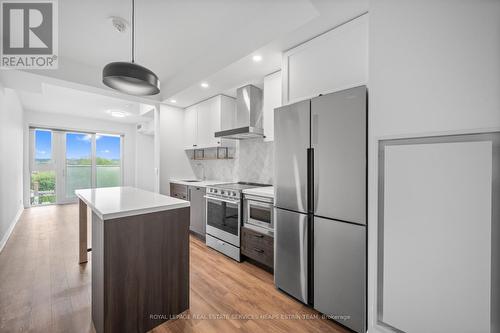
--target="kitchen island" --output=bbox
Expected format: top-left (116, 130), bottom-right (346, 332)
top-left (76, 186), bottom-right (190, 333)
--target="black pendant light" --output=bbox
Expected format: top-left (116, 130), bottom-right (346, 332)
top-left (102, 0), bottom-right (160, 95)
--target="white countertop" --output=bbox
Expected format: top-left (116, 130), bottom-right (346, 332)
top-left (169, 179), bottom-right (226, 187)
top-left (242, 186), bottom-right (274, 199)
top-left (75, 186), bottom-right (190, 220)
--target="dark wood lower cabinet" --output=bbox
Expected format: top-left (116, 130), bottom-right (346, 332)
top-left (241, 226), bottom-right (274, 269)
top-left (169, 183), bottom-right (188, 200)
top-left (92, 207), bottom-right (190, 333)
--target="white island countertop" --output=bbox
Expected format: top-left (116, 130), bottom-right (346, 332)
top-left (75, 186), bottom-right (190, 220)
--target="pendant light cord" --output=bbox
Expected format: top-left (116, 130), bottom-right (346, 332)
top-left (131, 0), bottom-right (135, 63)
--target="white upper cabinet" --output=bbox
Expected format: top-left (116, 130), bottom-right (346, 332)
top-left (197, 97), bottom-right (221, 148)
top-left (183, 104), bottom-right (198, 149)
top-left (263, 70), bottom-right (282, 142)
top-left (282, 14), bottom-right (368, 104)
top-left (183, 95), bottom-right (236, 150)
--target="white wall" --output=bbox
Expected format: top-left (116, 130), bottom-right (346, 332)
top-left (135, 131), bottom-right (155, 192)
top-left (0, 84), bottom-right (24, 252)
top-left (23, 110), bottom-right (137, 206)
top-left (159, 104), bottom-right (194, 194)
top-left (368, 1), bottom-right (500, 332)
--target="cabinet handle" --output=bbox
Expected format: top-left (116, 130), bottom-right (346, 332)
top-left (253, 234), bottom-right (264, 238)
top-left (253, 248), bottom-right (264, 254)
top-left (193, 144), bottom-right (197, 147)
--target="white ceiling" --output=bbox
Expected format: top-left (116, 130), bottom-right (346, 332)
top-left (21, 0), bottom-right (368, 109)
top-left (19, 83), bottom-right (155, 124)
top-left (59, 0), bottom-right (316, 81)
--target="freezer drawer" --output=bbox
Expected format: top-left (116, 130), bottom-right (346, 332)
top-left (274, 207), bottom-right (308, 304)
top-left (314, 216), bottom-right (366, 333)
top-left (274, 100), bottom-right (310, 214)
top-left (311, 86), bottom-right (367, 224)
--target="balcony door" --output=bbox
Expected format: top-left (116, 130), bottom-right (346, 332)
top-left (63, 133), bottom-right (93, 201)
top-left (30, 128), bottom-right (123, 206)
top-left (95, 134), bottom-right (122, 188)
top-left (61, 133), bottom-right (123, 203)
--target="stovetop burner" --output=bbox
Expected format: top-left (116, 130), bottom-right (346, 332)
top-left (207, 182), bottom-right (271, 199)
top-left (211, 182), bottom-right (271, 191)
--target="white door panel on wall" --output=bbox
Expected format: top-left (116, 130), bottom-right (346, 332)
top-left (282, 14), bottom-right (368, 104)
top-left (380, 139), bottom-right (494, 333)
top-left (368, 2), bottom-right (500, 333)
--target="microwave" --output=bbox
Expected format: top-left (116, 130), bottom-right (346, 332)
top-left (243, 194), bottom-right (274, 233)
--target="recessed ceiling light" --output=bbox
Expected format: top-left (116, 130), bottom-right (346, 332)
top-left (107, 110), bottom-right (129, 118)
top-left (200, 82), bottom-right (209, 88)
top-left (111, 111), bottom-right (127, 118)
top-left (170, 99), bottom-right (177, 103)
top-left (252, 55), bottom-right (262, 62)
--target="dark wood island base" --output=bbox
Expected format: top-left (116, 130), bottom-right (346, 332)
top-left (91, 207), bottom-right (190, 333)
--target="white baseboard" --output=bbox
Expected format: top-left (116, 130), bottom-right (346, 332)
top-left (0, 205), bottom-right (24, 253)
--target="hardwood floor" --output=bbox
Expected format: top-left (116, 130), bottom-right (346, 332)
top-left (0, 205), bottom-right (348, 333)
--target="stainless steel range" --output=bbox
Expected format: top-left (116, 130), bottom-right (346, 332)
top-left (205, 182), bottom-right (271, 261)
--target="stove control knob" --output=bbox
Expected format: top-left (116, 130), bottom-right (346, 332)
top-left (232, 192), bottom-right (237, 196)
top-left (221, 190), bottom-right (225, 195)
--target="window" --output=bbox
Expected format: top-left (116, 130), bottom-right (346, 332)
top-left (96, 134), bottom-right (122, 188)
top-left (34, 129), bottom-right (52, 164)
top-left (31, 129), bottom-right (56, 205)
top-left (28, 128), bottom-right (124, 206)
top-left (65, 133), bottom-right (92, 200)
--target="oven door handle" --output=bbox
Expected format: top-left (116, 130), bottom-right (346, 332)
top-left (204, 195), bottom-right (240, 205)
top-left (247, 200), bottom-right (273, 209)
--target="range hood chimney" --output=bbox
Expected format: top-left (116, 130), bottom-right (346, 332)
top-left (215, 84), bottom-right (264, 140)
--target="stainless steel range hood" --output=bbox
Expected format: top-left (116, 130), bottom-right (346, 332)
top-left (215, 84), bottom-right (264, 140)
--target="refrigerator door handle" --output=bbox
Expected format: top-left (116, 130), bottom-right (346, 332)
top-left (307, 148), bottom-right (314, 214)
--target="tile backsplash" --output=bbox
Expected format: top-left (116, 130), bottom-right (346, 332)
top-left (187, 139), bottom-right (274, 185)
top-left (235, 139), bottom-right (274, 184)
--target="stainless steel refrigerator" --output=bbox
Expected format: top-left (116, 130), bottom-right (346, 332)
top-left (274, 86), bottom-right (367, 333)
